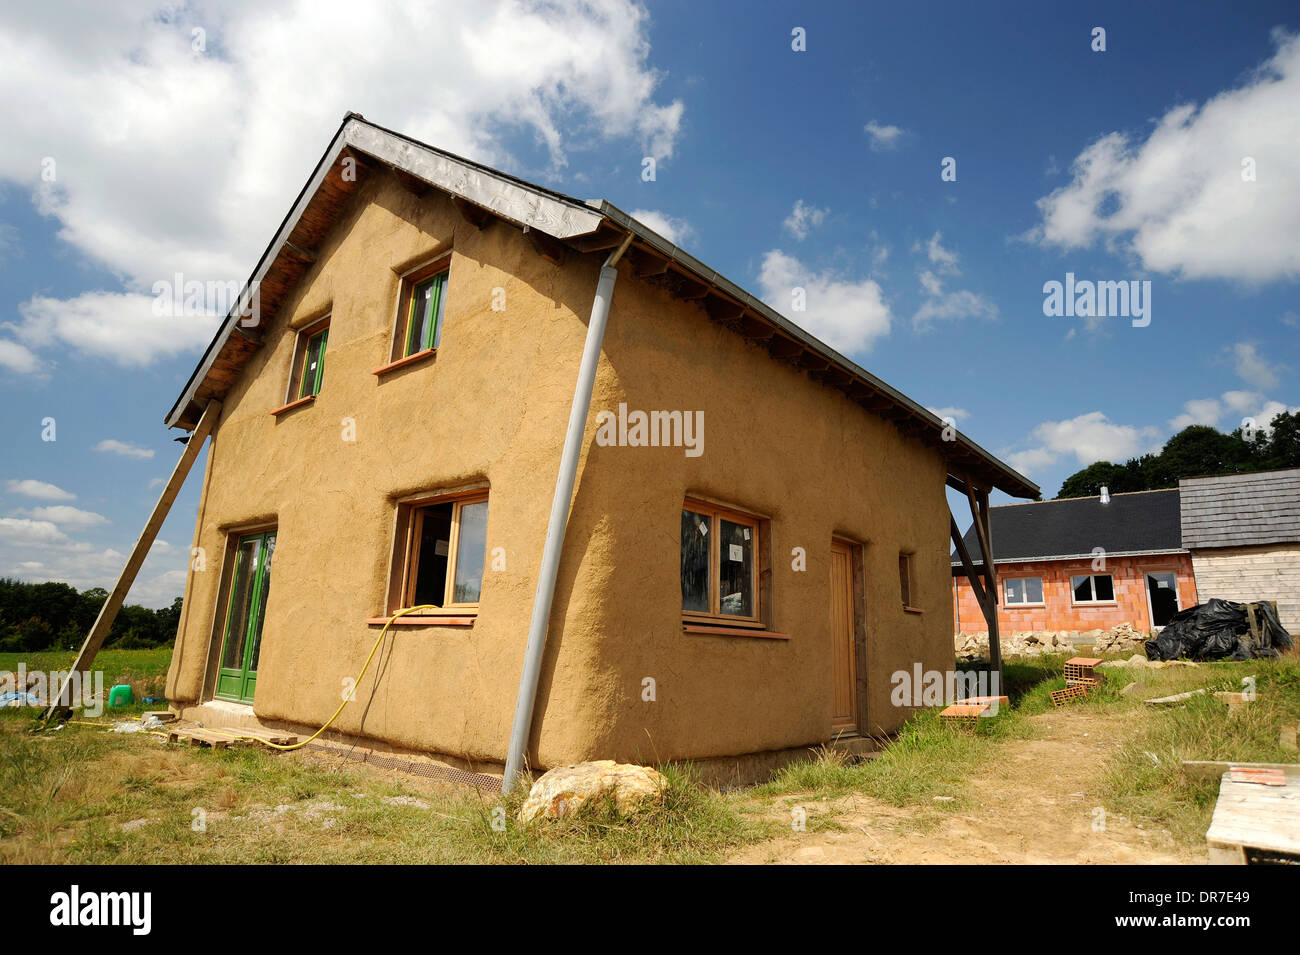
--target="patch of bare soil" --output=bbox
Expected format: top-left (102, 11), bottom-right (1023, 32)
top-left (731, 710), bottom-right (1204, 865)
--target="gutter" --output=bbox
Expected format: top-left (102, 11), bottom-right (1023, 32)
top-left (503, 233), bottom-right (634, 794)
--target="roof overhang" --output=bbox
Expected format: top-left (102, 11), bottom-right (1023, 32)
top-left (166, 113), bottom-right (1039, 501)
top-left (949, 547), bottom-right (1189, 572)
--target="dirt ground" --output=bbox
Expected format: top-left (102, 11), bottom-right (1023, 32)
top-left (731, 709), bottom-right (1204, 865)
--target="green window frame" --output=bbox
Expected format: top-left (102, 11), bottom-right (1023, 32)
top-left (297, 326), bottom-right (329, 399)
top-left (403, 269), bottom-right (449, 357)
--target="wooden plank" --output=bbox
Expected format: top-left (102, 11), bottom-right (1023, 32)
top-left (46, 401), bottom-right (222, 718)
top-left (1206, 771), bottom-right (1300, 859)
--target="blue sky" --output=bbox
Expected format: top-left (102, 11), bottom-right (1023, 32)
top-left (0, 0), bottom-right (1297, 606)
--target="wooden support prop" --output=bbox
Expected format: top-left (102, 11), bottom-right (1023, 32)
top-left (956, 473), bottom-right (1002, 674)
top-left (671, 272), bottom-right (710, 300)
top-left (950, 512), bottom-right (988, 609)
top-left (44, 401), bottom-right (222, 720)
top-left (450, 196), bottom-right (489, 229)
top-left (522, 226), bottom-right (565, 266)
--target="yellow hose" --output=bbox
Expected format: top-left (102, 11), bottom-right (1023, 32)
top-left (201, 604), bottom-right (437, 751)
top-left (63, 606), bottom-right (435, 751)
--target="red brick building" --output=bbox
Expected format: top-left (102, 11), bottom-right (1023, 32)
top-left (952, 488), bottom-right (1198, 639)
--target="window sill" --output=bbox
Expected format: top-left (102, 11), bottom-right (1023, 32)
top-left (365, 614), bottom-right (475, 627)
top-left (903, 605), bottom-right (925, 615)
top-left (683, 623), bottom-right (789, 640)
top-left (270, 394), bottom-right (316, 417)
top-left (1071, 602), bottom-right (1118, 608)
top-left (1006, 603), bottom-right (1046, 609)
top-left (372, 348), bottom-right (437, 377)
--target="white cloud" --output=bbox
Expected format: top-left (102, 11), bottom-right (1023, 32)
top-left (782, 200), bottom-right (828, 240)
top-left (757, 249), bottom-right (892, 355)
top-left (628, 208), bottom-right (694, 246)
top-left (1171, 390), bottom-right (1298, 432)
top-left (1231, 341), bottom-right (1281, 390)
top-left (864, 120), bottom-right (904, 151)
top-left (0, 0), bottom-right (684, 364)
top-left (926, 406), bottom-right (969, 423)
top-left (1030, 30), bottom-right (1300, 282)
top-left (0, 337), bottom-right (44, 375)
top-left (5, 479), bottom-right (74, 501)
top-left (7, 292), bottom-right (219, 368)
top-left (924, 232), bottom-right (960, 274)
top-left (0, 517), bottom-right (70, 546)
top-left (19, 506), bottom-right (109, 528)
top-left (94, 438), bottom-right (155, 460)
top-left (1008, 411), bottom-right (1160, 476)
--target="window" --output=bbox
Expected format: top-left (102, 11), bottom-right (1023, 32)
top-left (899, 552), bottom-right (918, 611)
top-left (394, 260), bottom-right (450, 360)
top-left (1071, 574), bottom-right (1115, 603)
top-left (1005, 576), bottom-right (1044, 605)
top-left (681, 500), bottom-right (762, 625)
top-left (395, 492), bottom-right (488, 612)
top-left (287, 317), bottom-right (329, 401)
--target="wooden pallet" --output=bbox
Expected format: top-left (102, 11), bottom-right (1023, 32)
top-left (165, 726), bottom-right (299, 749)
top-left (1206, 764), bottom-right (1300, 864)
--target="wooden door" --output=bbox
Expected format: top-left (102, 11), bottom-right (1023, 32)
top-left (829, 539), bottom-right (858, 732)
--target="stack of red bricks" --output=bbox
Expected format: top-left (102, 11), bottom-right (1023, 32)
top-left (1050, 657), bottom-right (1104, 707)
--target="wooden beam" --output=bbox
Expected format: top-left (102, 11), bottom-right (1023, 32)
top-left (670, 271), bottom-right (710, 300)
top-left (950, 513), bottom-right (988, 609)
top-left (962, 477), bottom-right (1002, 674)
top-left (450, 196), bottom-right (490, 229)
top-left (283, 240), bottom-right (317, 264)
top-left (628, 248), bottom-right (670, 277)
top-left (767, 336), bottom-right (804, 360)
top-left (44, 400), bottom-right (223, 720)
top-left (737, 315), bottom-right (774, 340)
top-left (567, 226), bottom-right (629, 253)
top-left (522, 226), bottom-right (565, 266)
top-left (393, 168), bottom-right (430, 197)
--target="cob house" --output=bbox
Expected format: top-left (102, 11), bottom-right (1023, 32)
top-left (137, 113), bottom-right (1039, 786)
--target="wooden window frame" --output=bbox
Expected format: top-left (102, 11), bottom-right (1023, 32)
top-left (899, 551), bottom-right (922, 613)
top-left (1070, 573), bottom-right (1117, 605)
top-left (681, 497), bottom-right (766, 629)
top-left (279, 315), bottom-right (330, 409)
top-left (390, 256), bottom-right (452, 363)
top-left (1004, 575), bottom-right (1046, 607)
top-left (386, 488), bottom-right (489, 618)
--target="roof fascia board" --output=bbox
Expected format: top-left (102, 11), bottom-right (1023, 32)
top-left (949, 547), bottom-right (1189, 567)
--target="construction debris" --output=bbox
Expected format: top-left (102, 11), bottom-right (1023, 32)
top-left (1098, 654), bottom-right (1199, 671)
top-left (1146, 598), bottom-right (1293, 662)
top-left (1093, 623), bottom-right (1148, 655)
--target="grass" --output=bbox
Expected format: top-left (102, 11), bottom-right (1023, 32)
top-left (0, 714), bottom-right (763, 864)
top-left (0, 646), bottom-right (173, 703)
top-left (1, 647), bottom-right (1296, 861)
top-left (1100, 656), bottom-right (1300, 844)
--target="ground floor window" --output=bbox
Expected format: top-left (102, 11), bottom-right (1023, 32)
top-left (681, 498), bottom-right (763, 625)
top-left (215, 529), bottom-right (276, 704)
top-left (1071, 573), bottom-right (1115, 603)
top-left (395, 491), bottom-right (489, 612)
top-left (1004, 576), bottom-right (1044, 605)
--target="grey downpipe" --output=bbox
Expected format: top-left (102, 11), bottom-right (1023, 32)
top-left (503, 234), bottom-right (634, 794)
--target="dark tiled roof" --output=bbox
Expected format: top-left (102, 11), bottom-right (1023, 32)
top-left (951, 488), bottom-right (1183, 567)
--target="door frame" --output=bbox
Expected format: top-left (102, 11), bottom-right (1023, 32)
top-left (1142, 568), bottom-right (1180, 631)
top-left (830, 537), bottom-right (868, 737)
top-left (209, 527), bottom-right (276, 704)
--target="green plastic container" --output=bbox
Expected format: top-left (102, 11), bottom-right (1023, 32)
top-left (107, 684), bottom-right (133, 707)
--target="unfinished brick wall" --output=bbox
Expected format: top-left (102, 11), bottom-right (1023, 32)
top-left (952, 554), bottom-right (1198, 636)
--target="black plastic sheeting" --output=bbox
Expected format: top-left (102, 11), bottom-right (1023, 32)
top-left (1145, 598), bottom-right (1294, 661)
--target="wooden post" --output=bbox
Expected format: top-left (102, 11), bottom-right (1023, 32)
top-left (44, 400), bottom-right (221, 719)
top-left (975, 486), bottom-right (1002, 675)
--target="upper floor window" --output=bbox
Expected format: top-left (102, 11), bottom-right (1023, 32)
top-left (899, 552), bottom-right (920, 611)
top-left (394, 259), bottom-right (450, 360)
top-left (1071, 573), bottom-right (1115, 604)
top-left (681, 499), bottom-right (762, 626)
top-left (1005, 576), bottom-right (1044, 605)
top-left (289, 317), bottom-right (329, 400)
